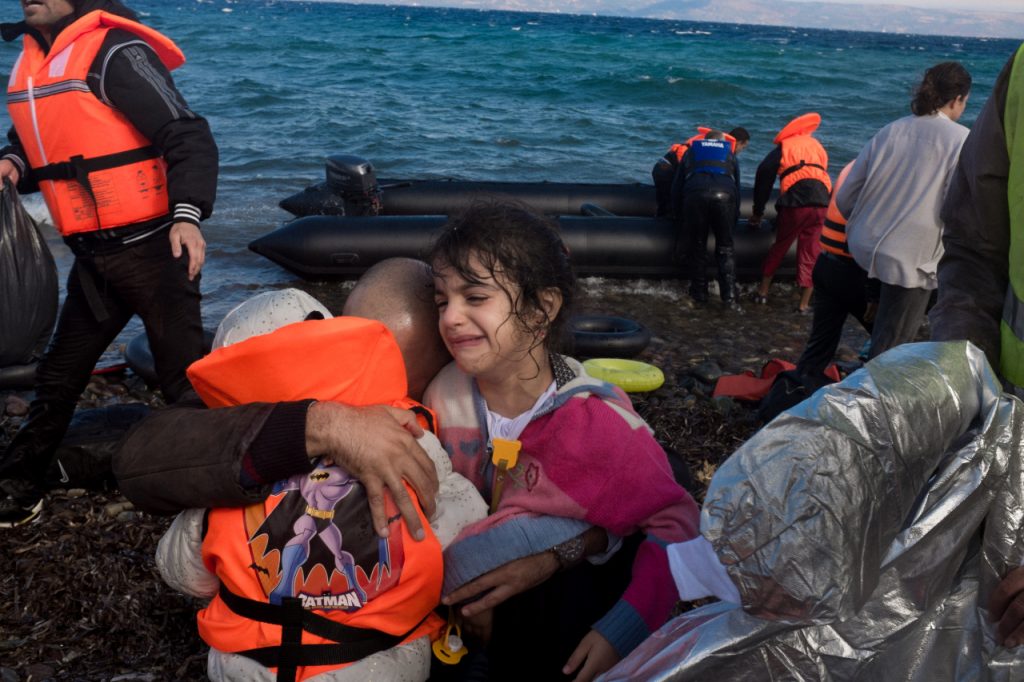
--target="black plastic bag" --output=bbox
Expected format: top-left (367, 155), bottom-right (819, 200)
top-left (0, 181), bottom-right (58, 366)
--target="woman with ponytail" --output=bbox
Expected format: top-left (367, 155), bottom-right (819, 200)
top-left (835, 61), bottom-right (971, 359)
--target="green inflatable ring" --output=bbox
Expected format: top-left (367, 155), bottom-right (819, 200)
top-left (583, 358), bottom-right (665, 393)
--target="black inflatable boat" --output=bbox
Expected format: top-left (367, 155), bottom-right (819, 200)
top-left (254, 155), bottom-right (790, 281)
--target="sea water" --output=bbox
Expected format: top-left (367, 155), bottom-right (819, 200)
top-left (0, 0), bottom-right (1017, 360)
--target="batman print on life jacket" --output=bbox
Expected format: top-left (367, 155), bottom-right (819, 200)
top-left (243, 460), bottom-right (406, 611)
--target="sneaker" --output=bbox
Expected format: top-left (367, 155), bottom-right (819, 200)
top-left (0, 479), bottom-right (44, 528)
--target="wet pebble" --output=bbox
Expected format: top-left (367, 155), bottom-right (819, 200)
top-left (4, 395), bottom-right (29, 417)
top-left (105, 501), bottom-right (134, 517)
top-left (675, 374), bottom-right (697, 391)
top-left (681, 395), bottom-right (698, 409)
top-left (23, 664), bottom-right (54, 680)
top-left (691, 361), bottom-right (723, 384)
top-left (116, 511), bottom-right (139, 523)
top-left (710, 395), bottom-right (736, 416)
top-left (66, 488), bottom-right (87, 498)
top-left (0, 667), bottom-right (19, 682)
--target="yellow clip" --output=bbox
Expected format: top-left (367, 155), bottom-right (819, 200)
top-left (490, 439), bottom-right (522, 514)
top-left (491, 438), bottom-right (521, 469)
top-left (432, 622), bottom-right (468, 664)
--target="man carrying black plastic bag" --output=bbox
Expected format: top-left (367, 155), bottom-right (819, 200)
top-left (0, 0), bottom-right (218, 527)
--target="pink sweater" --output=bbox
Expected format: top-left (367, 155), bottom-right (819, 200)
top-left (424, 354), bottom-right (700, 656)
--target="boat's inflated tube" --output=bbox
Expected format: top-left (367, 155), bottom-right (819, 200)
top-left (0, 362), bottom-right (37, 390)
top-left (249, 213), bottom-right (793, 282)
top-left (583, 358), bottom-right (665, 393)
top-left (569, 315), bottom-right (651, 359)
top-left (280, 162), bottom-right (777, 221)
top-left (125, 330), bottom-right (214, 386)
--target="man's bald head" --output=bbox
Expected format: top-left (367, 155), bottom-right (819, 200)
top-left (343, 258), bottom-right (451, 401)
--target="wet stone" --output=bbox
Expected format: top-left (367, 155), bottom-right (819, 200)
top-left (23, 664), bottom-right (54, 680)
top-left (691, 361), bottom-right (723, 384)
top-left (66, 489), bottom-right (87, 498)
top-left (675, 374), bottom-right (697, 391)
top-left (105, 502), bottom-right (130, 517)
top-left (710, 395), bottom-right (736, 416)
top-left (4, 395), bottom-right (29, 417)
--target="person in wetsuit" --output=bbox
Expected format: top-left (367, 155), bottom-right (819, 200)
top-left (671, 129), bottom-right (741, 308)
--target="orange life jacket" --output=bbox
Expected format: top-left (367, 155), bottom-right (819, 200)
top-left (6, 11), bottom-right (180, 235)
top-left (669, 127), bottom-right (737, 163)
top-left (820, 162), bottom-right (854, 258)
top-left (187, 316), bottom-right (443, 682)
top-left (774, 113), bottom-right (832, 196)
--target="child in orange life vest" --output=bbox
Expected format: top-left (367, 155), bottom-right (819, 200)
top-left (155, 287), bottom-right (487, 682)
top-left (424, 203), bottom-right (701, 682)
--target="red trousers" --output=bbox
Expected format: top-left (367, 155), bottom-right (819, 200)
top-left (761, 205), bottom-right (827, 287)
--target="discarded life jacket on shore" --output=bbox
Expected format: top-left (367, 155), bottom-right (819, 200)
top-left (186, 316), bottom-right (443, 682)
top-left (775, 113), bottom-right (831, 196)
top-left (6, 11), bottom-right (179, 235)
top-left (713, 358), bottom-right (840, 403)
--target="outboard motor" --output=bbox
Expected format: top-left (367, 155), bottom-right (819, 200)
top-left (325, 154), bottom-right (381, 216)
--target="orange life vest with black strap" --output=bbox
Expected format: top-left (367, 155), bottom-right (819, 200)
top-left (187, 316), bottom-right (443, 682)
top-left (6, 11), bottom-right (179, 236)
top-left (775, 113), bottom-right (832, 196)
top-left (820, 162), bottom-right (854, 258)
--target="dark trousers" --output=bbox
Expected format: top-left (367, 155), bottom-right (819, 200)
top-left (797, 253), bottom-right (872, 378)
top-left (440, 533), bottom-right (642, 682)
top-left (681, 188), bottom-right (737, 302)
top-left (0, 230), bottom-right (203, 485)
top-left (867, 282), bottom-right (932, 360)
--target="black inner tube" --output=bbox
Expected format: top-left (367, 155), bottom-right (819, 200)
top-left (569, 315), bottom-right (651, 359)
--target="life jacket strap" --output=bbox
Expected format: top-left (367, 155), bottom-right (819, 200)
top-left (218, 583), bottom-right (424, 682)
top-left (33, 145), bottom-right (160, 208)
top-left (779, 160), bottom-right (826, 180)
top-left (409, 404), bottom-right (436, 433)
top-left (688, 158), bottom-right (732, 178)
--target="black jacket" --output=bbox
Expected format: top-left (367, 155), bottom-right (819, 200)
top-left (929, 47), bottom-right (1018, 370)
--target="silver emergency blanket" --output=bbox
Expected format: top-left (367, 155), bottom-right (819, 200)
top-left (601, 341), bottom-right (1024, 681)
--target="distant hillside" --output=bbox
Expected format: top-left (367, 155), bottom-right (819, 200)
top-left (347, 0), bottom-right (1024, 39)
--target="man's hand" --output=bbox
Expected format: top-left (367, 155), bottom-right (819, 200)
top-left (0, 158), bottom-right (20, 186)
top-left (989, 566), bottom-right (1024, 646)
top-left (169, 221), bottom-right (206, 280)
top-left (442, 551), bottom-right (560, 617)
top-left (563, 629), bottom-right (619, 682)
top-left (459, 607), bottom-right (494, 646)
top-left (747, 212), bottom-right (763, 229)
top-left (305, 401), bottom-right (437, 541)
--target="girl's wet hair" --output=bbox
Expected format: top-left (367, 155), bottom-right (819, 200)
top-left (428, 201), bottom-right (575, 354)
top-left (911, 62), bottom-right (971, 116)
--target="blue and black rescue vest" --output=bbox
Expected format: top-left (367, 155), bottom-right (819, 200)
top-left (687, 139), bottom-right (733, 179)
